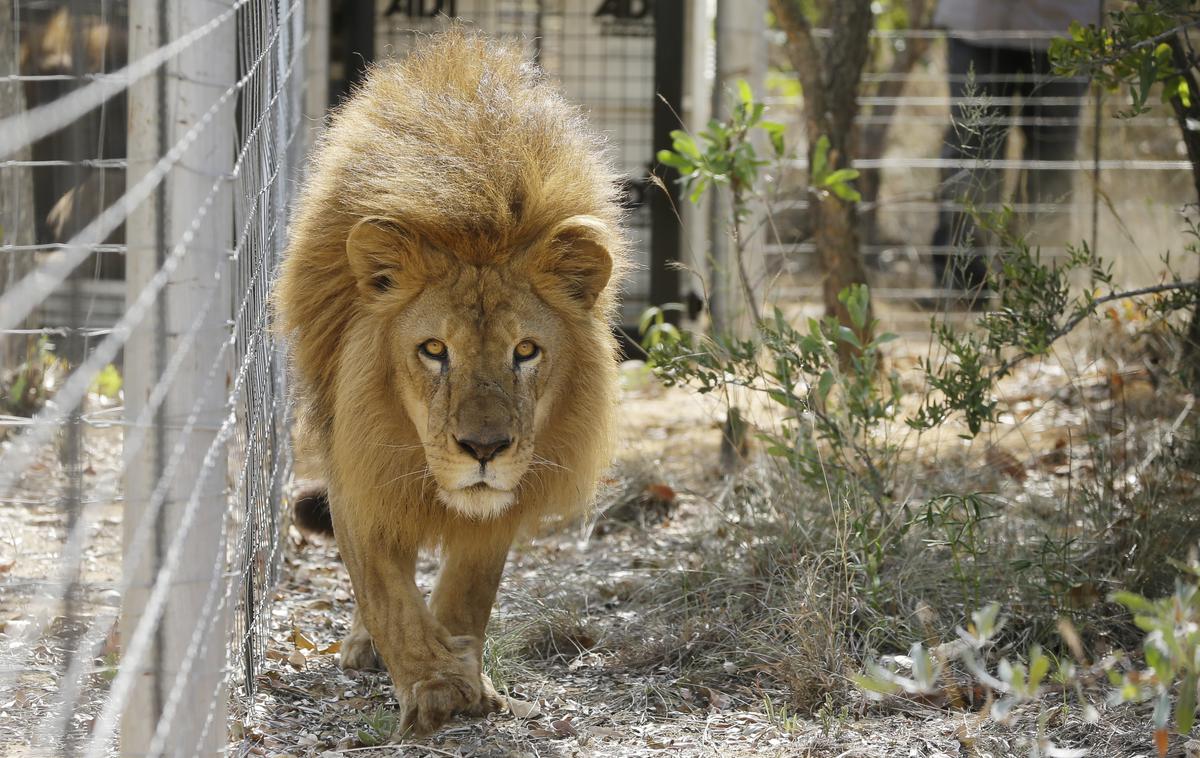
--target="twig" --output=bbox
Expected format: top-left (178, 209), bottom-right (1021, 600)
top-left (331, 743), bottom-right (459, 757)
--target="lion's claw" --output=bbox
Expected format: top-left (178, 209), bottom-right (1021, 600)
top-left (401, 671), bottom-right (481, 735)
top-left (463, 672), bottom-right (507, 717)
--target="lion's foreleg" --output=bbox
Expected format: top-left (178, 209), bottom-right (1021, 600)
top-left (429, 516), bottom-right (516, 715)
top-left (331, 509), bottom-right (483, 735)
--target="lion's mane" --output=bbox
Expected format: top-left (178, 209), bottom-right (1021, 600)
top-left (277, 29), bottom-right (627, 535)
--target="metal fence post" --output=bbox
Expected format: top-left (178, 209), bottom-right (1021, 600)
top-left (122, 0), bottom-right (235, 754)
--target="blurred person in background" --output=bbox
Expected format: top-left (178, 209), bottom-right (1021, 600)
top-left (929, 0), bottom-right (1102, 302)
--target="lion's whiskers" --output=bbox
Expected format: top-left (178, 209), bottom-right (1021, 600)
top-left (375, 464), bottom-right (434, 489)
top-left (529, 454), bottom-right (569, 473)
top-left (372, 442), bottom-right (427, 452)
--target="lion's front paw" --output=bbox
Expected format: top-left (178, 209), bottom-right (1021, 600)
top-left (462, 671), bottom-right (506, 717)
top-left (400, 669), bottom-right (481, 735)
top-left (339, 624), bottom-right (382, 671)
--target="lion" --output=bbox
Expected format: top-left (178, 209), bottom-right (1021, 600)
top-left (276, 30), bottom-right (627, 735)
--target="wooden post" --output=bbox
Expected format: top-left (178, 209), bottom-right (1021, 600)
top-left (122, 0), bottom-right (234, 754)
top-left (678, 0), bottom-right (712, 319)
top-left (0, 1), bottom-right (37, 372)
top-left (710, 0), bottom-right (766, 336)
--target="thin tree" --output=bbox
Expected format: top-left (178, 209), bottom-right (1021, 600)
top-left (770, 0), bottom-right (875, 340)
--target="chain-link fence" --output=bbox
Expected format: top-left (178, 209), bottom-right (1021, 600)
top-left (0, 1), bottom-right (312, 755)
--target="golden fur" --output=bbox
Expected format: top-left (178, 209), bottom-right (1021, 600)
top-left (276, 30), bottom-right (626, 733)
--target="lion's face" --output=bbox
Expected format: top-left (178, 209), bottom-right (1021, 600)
top-left (389, 267), bottom-right (567, 518)
top-left (344, 216), bottom-right (614, 520)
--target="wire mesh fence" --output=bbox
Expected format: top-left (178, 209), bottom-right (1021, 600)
top-left (0, 0), bottom-right (308, 755)
top-left (0, 1), bottom-right (1197, 755)
top-left (757, 23), bottom-right (1197, 335)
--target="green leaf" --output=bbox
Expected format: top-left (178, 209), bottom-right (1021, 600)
top-left (671, 130), bottom-right (701, 159)
top-left (1177, 671), bottom-right (1197, 735)
top-left (1028, 647), bottom-right (1049, 690)
top-left (656, 150), bottom-right (692, 171)
top-left (638, 306), bottom-right (662, 335)
top-left (829, 182), bottom-right (863, 203)
top-left (817, 369), bottom-right (835, 401)
top-left (90, 364), bottom-right (122, 399)
top-left (811, 135), bottom-right (830, 182)
top-left (1111, 590), bottom-right (1156, 614)
top-left (737, 79), bottom-right (753, 106)
top-left (852, 673), bottom-right (901, 696)
top-left (971, 603), bottom-right (1002, 641)
top-left (762, 120), bottom-right (786, 156)
top-left (821, 168), bottom-right (861, 186)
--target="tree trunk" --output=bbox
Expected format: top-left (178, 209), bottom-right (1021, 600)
top-left (1167, 35), bottom-right (1200, 387)
top-left (772, 0), bottom-right (874, 341)
top-left (814, 190), bottom-right (869, 338)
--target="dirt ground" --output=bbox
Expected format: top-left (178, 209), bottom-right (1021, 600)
top-left (226, 358), bottom-right (1175, 758)
top-left (0, 344), bottom-right (1188, 757)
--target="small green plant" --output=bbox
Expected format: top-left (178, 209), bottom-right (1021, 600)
top-left (812, 691), bottom-right (850, 738)
top-left (2, 336), bottom-right (63, 417)
top-left (656, 79), bottom-right (789, 326)
top-left (910, 208), bottom-right (1197, 437)
top-left (915, 493), bottom-right (996, 607)
top-left (762, 691), bottom-right (806, 735)
top-left (1108, 561), bottom-right (1200, 753)
top-left (858, 554), bottom-right (1200, 757)
top-left (808, 134), bottom-right (862, 203)
top-left (355, 706), bottom-right (400, 747)
top-left (89, 363), bottom-right (122, 400)
top-left (637, 303), bottom-right (684, 350)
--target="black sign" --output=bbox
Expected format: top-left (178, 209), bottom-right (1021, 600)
top-left (594, 0), bottom-right (653, 19)
top-left (593, 0), bottom-right (654, 37)
top-left (385, 0), bottom-right (457, 18)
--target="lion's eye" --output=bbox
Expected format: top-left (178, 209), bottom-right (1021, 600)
top-left (419, 339), bottom-right (448, 361)
top-left (514, 340), bottom-right (540, 362)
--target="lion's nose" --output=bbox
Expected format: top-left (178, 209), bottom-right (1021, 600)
top-left (455, 435), bottom-right (512, 464)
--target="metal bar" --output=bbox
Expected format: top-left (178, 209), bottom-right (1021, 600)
top-left (649, 0), bottom-right (685, 314)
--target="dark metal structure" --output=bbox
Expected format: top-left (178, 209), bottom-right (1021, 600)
top-left (329, 0), bottom-right (686, 324)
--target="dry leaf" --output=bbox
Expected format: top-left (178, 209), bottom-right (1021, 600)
top-left (318, 640), bottom-right (341, 655)
top-left (985, 447), bottom-right (1027, 482)
top-left (0, 557), bottom-right (14, 574)
top-left (287, 650), bottom-right (307, 669)
top-left (644, 483), bottom-right (676, 504)
top-left (292, 625), bottom-right (317, 651)
top-left (508, 698), bottom-right (542, 719)
top-left (551, 717), bottom-right (578, 737)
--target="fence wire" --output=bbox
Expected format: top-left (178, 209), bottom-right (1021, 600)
top-left (0, 1), bottom-right (1197, 755)
top-left (0, 1), bottom-right (305, 755)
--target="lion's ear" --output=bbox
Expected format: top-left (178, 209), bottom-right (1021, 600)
top-left (534, 215), bottom-right (615, 310)
top-left (345, 218), bottom-right (417, 297)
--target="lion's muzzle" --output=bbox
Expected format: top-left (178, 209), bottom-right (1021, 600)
top-left (454, 434), bottom-right (512, 464)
